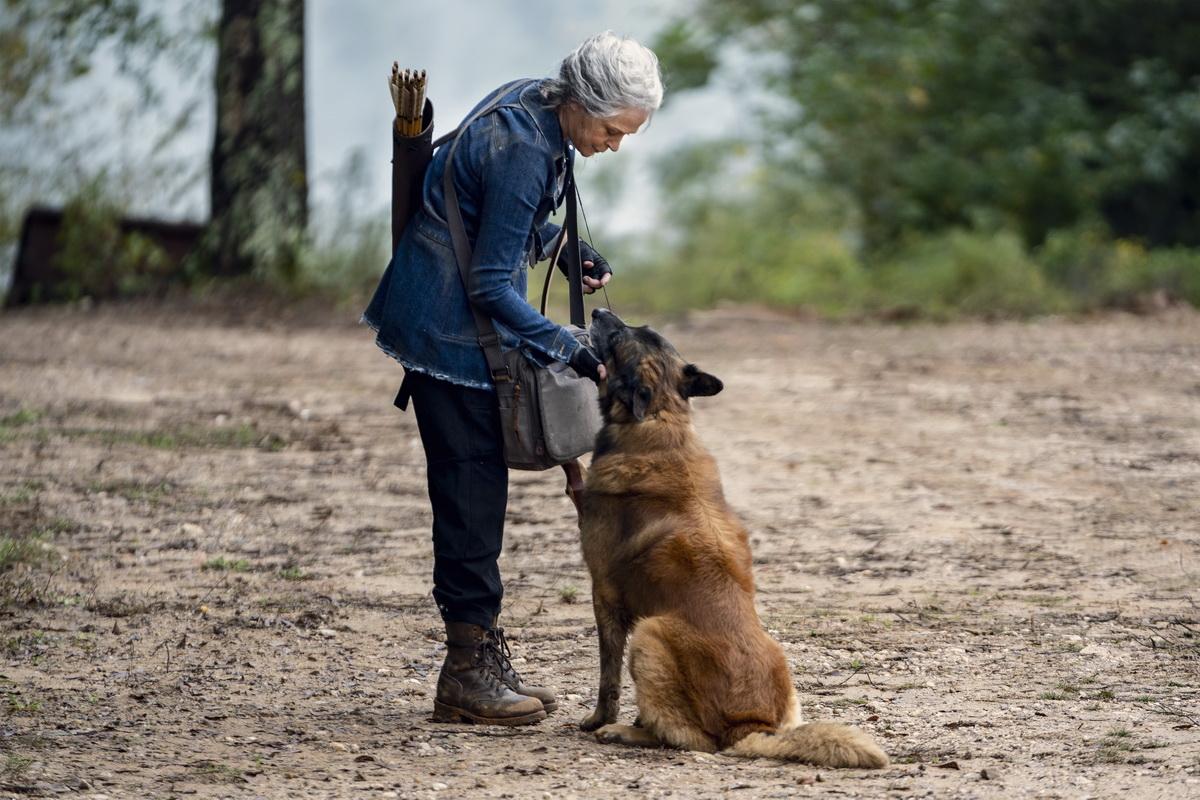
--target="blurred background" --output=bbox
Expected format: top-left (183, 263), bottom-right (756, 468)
top-left (2, 0), bottom-right (1198, 318)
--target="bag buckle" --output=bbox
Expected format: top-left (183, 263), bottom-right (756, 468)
top-left (491, 366), bottom-right (512, 383)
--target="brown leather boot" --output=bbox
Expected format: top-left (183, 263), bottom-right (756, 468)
top-left (487, 624), bottom-right (558, 714)
top-left (432, 622), bottom-right (547, 726)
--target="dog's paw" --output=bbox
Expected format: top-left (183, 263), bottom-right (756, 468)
top-left (580, 708), bottom-right (614, 732)
top-left (594, 724), bottom-right (624, 744)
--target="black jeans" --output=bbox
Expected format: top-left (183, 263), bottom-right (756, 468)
top-left (403, 371), bottom-right (507, 629)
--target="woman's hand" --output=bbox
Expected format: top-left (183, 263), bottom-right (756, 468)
top-left (569, 344), bottom-right (607, 383)
top-left (557, 239), bottom-right (613, 294)
top-left (581, 266), bottom-right (611, 294)
top-left (580, 241), bottom-right (612, 294)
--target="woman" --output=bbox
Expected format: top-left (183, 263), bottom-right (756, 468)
top-left (363, 32), bottom-right (663, 726)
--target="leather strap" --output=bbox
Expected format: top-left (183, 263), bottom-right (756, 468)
top-left (562, 169), bottom-right (585, 326)
top-left (441, 80), bottom-right (586, 382)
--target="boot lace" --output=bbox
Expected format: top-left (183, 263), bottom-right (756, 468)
top-left (483, 627), bottom-right (521, 686)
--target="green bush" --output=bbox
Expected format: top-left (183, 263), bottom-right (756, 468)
top-left (1036, 226), bottom-right (1120, 307)
top-left (293, 213), bottom-right (389, 304)
top-left (49, 180), bottom-right (171, 301)
top-left (1143, 248), bottom-right (1200, 306)
top-left (614, 185), bottom-right (868, 318)
top-left (874, 230), bottom-right (1067, 319)
top-left (1037, 228), bottom-right (1200, 309)
top-left (656, 0), bottom-right (1200, 251)
top-left (620, 218), bottom-right (1077, 320)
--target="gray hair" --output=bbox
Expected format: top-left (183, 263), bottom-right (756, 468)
top-left (541, 31), bottom-right (663, 119)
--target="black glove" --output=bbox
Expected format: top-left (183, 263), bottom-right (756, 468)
top-left (569, 344), bottom-right (604, 384)
top-left (556, 239), bottom-right (612, 282)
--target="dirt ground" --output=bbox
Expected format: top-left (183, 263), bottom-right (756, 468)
top-left (0, 302), bottom-right (1197, 799)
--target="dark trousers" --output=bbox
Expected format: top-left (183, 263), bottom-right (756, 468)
top-left (403, 371), bottom-right (507, 629)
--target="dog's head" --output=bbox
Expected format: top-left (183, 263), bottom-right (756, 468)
top-left (589, 308), bottom-right (723, 423)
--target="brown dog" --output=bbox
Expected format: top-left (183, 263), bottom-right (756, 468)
top-left (577, 308), bottom-right (888, 768)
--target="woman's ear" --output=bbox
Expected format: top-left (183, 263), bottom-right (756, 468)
top-left (681, 364), bottom-right (723, 398)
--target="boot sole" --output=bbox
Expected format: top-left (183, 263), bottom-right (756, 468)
top-left (432, 700), bottom-right (547, 726)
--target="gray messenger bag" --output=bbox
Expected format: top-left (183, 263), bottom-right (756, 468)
top-left (427, 81), bottom-right (602, 470)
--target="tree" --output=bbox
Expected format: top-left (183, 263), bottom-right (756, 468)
top-left (655, 0), bottom-right (1200, 250)
top-left (0, 0), bottom-right (168, 127)
top-left (1, 0), bottom-right (309, 286)
top-left (207, 0), bottom-right (308, 278)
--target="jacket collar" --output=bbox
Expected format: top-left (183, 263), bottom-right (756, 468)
top-left (520, 80), bottom-right (568, 163)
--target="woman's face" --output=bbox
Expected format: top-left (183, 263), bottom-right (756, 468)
top-left (561, 104), bottom-right (650, 157)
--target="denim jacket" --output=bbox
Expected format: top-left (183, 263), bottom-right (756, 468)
top-left (362, 79), bottom-right (579, 390)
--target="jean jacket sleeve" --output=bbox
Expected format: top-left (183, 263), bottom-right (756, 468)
top-left (537, 220), bottom-right (563, 260)
top-left (467, 140), bottom-right (580, 364)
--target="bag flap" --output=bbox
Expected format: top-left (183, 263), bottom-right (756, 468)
top-left (536, 360), bottom-right (602, 460)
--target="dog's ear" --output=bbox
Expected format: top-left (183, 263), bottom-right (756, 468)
top-left (681, 364), bottom-right (723, 398)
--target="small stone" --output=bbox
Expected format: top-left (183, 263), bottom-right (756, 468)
top-left (432, 782), bottom-right (448, 791)
top-left (330, 742), bottom-right (349, 752)
top-left (317, 628), bottom-right (337, 639)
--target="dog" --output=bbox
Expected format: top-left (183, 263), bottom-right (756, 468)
top-left (576, 308), bottom-right (888, 768)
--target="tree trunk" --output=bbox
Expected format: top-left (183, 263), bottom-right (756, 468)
top-left (208, 0), bottom-right (307, 278)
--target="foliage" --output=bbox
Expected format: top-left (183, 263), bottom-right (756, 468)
top-left (0, 0), bottom-right (170, 125)
top-left (873, 230), bottom-right (1066, 319)
top-left (290, 149), bottom-right (390, 303)
top-left (0, 535), bottom-right (53, 572)
top-left (655, 0), bottom-right (1200, 252)
top-left (634, 0), bottom-right (1200, 316)
top-left (44, 179), bottom-right (173, 302)
top-left (1037, 227), bottom-right (1200, 310)
top-left (0, 1), bottom-right (213, 300)
top-left (2, 1), bottom-right (307, 292)
top-left (202, 556), bottom-right (250, 573)
top-left (616, 171), bottom-right (1200, 318)
top-left (206, 0), bottom-right (308, 280)
top-left (612, 180), bottom-right (869, 316)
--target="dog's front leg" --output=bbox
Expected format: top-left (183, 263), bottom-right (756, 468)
top-left (580, 591), bottom-right (626, 731)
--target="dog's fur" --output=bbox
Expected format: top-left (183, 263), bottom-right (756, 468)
top-left (576, 309), bottom-right (888, 768)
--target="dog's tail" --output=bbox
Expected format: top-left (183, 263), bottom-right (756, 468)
top-left (725, 722), bottom-right (888, 768)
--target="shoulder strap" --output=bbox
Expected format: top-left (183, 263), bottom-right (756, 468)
top-left (432, 78), bottom-right (526, 151)
top-left (562, 164), bottom-right (585, 326)
top-left (442, 81), bottom-right (585, 383)
top-left (537, 160), bottom-right (584, 326)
